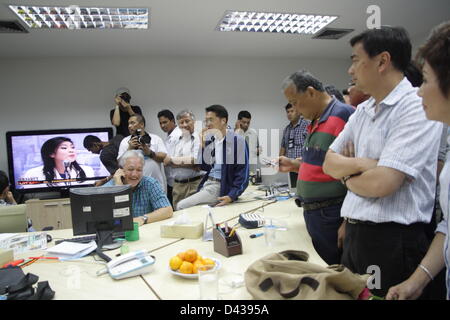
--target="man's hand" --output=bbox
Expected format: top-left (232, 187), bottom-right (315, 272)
top-left (216, 196), bottom-right (232, 207)
top-left (3, 190), bottom-right (17, 205)
top-left (133, 217), bottom-right (145, 227)
top-left (113, 169), bottom-right (126, 185)
top-left (235, 120), bottom-right (241, 131)
top-left (275, 156), bottom-right (301, 173)
top-left (163, 155), bottom-right (172, 167)
top-left (114, 96), bottom-right (122, 107)
top-left (337, 220), bottom-right (346, 249)
top-left (139, 142), bottom-right (153, 157)
top-left (128, 136), bottom-right (141, 150)
top-left (357, 158), bottom-right (379, 173)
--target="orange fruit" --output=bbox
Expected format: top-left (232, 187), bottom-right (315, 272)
top-left (177, 252), bottom-right (186, 261)
top-left (179, 261), bottom-right (193, 274)
top-left (192, 260), bottom-right (204, 274)
top-left (169, 256), bottom-right (183, 271)
top-left (184, 249), bottom-right (198, 263)
top-left (202, 258), bottom-right (215, 267)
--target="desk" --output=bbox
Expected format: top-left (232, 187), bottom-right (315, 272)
top-left (14, 229), bottom-right (158, 300)
top-left (9, 187), bottom-right (324, 300)
top-left (141, 199), bottom-right (325, 300)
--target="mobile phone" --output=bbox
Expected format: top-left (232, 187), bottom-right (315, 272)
top-left (208, 201), bottom-right (222, 207)
top-left (261, 158), bottom-right (277, 167)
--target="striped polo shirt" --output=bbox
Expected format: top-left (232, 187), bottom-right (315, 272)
top-left (296, 99), bottom-right (355, 202)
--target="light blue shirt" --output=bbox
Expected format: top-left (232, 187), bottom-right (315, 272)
top-left (330, 78), bottom-right (442, 224)
top-left (104, 176), bottom-right (170, 217)
top-left (209, 137), bottom-right (224, 180)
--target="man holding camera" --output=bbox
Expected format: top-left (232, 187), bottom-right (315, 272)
top-left (117, 114), bottom-right (168, 193)
top-left (110, 88), bottom-right (142, 137)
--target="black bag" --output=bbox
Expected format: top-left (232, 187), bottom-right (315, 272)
top-left (0, 267), bottom-right (55, 300)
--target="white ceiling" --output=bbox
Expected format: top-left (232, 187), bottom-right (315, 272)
top-left (0, 0), bottom-right (449, 59)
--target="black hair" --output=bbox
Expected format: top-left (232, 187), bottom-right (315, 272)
top-left (0, 170), bottom-right (9, 193)
top-left (325, 85), bottom-right (346, 103)
top-left (416, 21), bottom-right (450, 97)
top-left (120, 92), bottom-right (131, 103)
top-left (131, 114), bottom-right (146, 127)
top-left (83, 135), bottom-right (101, 150)
top-left (283, 70), bottom-right (325, 93)
top-left (205, 104), bottom-right (228, 122)
top-left (41, 137), bottom-right (86, 184)
top-left (350, 26), bottom-right (412, 73)
top-left (157, 109), bottom-right (175, 121)
top-left (285, 103), bottom-right (293, 111)
top-left (237, 110), bottom-right (251, 120)
top-left (404, 61), bottom-right (423, 87)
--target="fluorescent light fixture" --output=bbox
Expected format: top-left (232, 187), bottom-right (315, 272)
top-left (217, 10), bottom-right (337, 35)
top-left (9, 5), bottom-right (148, 29)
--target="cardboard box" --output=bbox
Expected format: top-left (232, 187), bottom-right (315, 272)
top-left (160, 222), bottom-right (204, 239)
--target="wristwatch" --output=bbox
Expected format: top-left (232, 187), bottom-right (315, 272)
top-left (341, 175), bottom-right (352, 186)
top-left (341, 173), bottom-right (362, 187)
top-left (142, 215), bottom-right (148, 225)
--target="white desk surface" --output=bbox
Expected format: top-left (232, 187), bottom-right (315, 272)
top-left (141, 199), bottom-right (326, 300)
top-left (9, 186), bottom-right (323, 300)
top-left (14, 228), bottom-right (157, 300)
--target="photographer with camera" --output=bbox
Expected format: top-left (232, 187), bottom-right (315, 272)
top-left (110, 88), bottom-right (142, 137)
top-left (117, 114), bottom-right (168, 193)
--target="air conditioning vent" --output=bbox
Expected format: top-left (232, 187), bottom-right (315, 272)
top-left (0, 20), bottom-right (28, 33)
top-left (312, 28), bottom-right (353, 40)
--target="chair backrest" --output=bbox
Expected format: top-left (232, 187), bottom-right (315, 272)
top-left (0, 204), bottom-right (27, 233)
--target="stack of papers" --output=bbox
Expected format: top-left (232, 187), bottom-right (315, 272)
top-left (46, 241), bottom-right (97, 260)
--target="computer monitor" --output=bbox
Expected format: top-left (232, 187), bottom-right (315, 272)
top-left (69, 185), bottom-right (134, 250)
top-left (6, 127), bottom-right (113, 197)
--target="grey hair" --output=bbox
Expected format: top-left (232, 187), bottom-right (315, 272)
top-left (281, 70), bottom-right (325, 94)
top-left (176, 109), bottom-right (196, 121)
top-left (118, 149), bottom-right (145, 168)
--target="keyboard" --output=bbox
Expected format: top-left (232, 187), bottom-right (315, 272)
top-left (55, 235), bottom-right (97, 245)
top-left (55, 232), bottom-right (125, 245)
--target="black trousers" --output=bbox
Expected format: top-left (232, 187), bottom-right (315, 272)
top-left (342, 221), bottom-right (430, 298)
top-left (167, 185), bottom-right (173, 208)
top-left (303, 204), bottom-right (343, 266)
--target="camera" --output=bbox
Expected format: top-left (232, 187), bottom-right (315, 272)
top-left (132, 129), bottom-right (151, 145)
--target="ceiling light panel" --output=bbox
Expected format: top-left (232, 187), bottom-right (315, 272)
top-left (217, 10), bottom-right (337, 35)
top-left (9, 5), bottom-right (148, 30)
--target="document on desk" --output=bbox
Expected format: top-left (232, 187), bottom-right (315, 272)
top-left (46, 241), bottom-right (97, 261)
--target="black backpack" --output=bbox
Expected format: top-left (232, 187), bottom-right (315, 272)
top-left (0, 266), bottom-right (55, 300)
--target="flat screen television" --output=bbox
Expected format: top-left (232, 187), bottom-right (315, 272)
top-left (6, 127), bottom-right (113, 196)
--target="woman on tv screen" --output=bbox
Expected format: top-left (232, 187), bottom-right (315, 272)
top-left (21, 136), bottom-right (95, 187)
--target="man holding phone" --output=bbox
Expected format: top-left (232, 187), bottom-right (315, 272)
top-left (110, 88), bottom-right (143, 137)
top-left (105, 150), bottom-right (173, 226)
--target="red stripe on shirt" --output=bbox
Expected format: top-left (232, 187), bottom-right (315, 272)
top-left (310, 116), bottom-right (347, 137)
top-left (298, 162), bottom-right (337, 183)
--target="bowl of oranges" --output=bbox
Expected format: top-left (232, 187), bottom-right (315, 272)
top-left (168, 249), bottom-right (221, 279)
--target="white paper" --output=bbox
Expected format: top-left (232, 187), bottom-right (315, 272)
top-left (47, 240), bottom-right (96, 255)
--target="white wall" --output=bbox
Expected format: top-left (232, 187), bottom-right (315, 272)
top-left (0, 55), bottom-right (349, 173)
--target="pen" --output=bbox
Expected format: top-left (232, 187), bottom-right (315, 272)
top-left (29, 257), bottom-right (59, 260)
top-left (250, 233), bottom-right (264, 239)
top-left (229, 227), bottom-right (237, 237)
